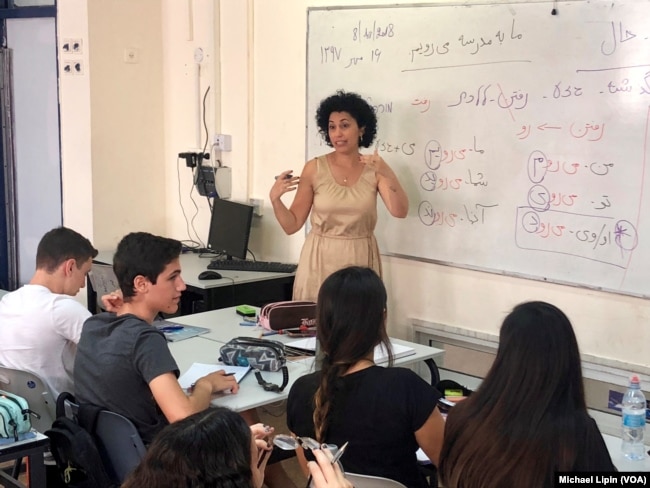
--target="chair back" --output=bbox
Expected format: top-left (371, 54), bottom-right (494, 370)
top-left (0, 366), bottom-right (56, 432)
top-left (345, 472), bottom-right (408, 488)
top-left (57, 392), bottom-right (146, 484)
top-left (93, 410), bottom-right (147, 483)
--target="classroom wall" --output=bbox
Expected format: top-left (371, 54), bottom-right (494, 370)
top-left (55, 0), bottom-right (650, 369)
top-left (219, 0), bottom-right (650, 369)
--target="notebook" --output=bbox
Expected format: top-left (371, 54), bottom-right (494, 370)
top-left (286, 338), bottom-right (416, 364)
top-left (154, 321), bottom-right (211, 342)
top-left (178, 363), bottom-right (252, 390)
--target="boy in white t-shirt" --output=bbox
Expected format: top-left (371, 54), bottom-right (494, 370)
top-left (0, 226), bottom-right (97, 398)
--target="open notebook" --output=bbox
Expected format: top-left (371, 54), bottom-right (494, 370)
top-left (178, 363), bottom-right (252, 390)
top-left (286, 337), bottom-right (415, 364)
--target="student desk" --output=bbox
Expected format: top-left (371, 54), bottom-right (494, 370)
top-left (0, 433), bottom-right (49, 488)
top-left (166, 306), bottom-right (445, 413)
top-left (88, 251), bottom-right (295, 314)
top-left (168, 337), bottom-right (313, 411)
top-left (602, 434), bottom-right (650, 471)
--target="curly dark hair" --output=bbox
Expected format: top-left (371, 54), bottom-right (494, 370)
top-left (315, 90), bottom-right (377, 148)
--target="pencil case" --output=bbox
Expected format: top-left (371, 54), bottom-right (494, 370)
top-left (0, 390), bottom-right (33, 441)
top-left (258, 301), bottom-right (317, 331)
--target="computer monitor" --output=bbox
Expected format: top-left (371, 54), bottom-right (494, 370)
top-left (207, 199), bottom-right (254, 260)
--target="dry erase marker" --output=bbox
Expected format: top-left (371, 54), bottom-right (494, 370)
top-left (274, 174), bottom-right (293, 180)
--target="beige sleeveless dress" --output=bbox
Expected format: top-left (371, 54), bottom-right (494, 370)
top-left (293, 155), bottom-right (382, 302)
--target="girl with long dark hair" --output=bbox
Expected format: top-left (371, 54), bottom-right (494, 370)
top-left (287, 266), bottom-right (445, 488)
top-left (439, 301), bottom-right (615, 488)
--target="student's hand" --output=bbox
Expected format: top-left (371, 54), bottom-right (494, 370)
top-left (199, 370), bottom-right (239, 394)
top-left (307, 448), bottom-right (353, 488)
top-left (100, 289), bottom-right (123, 312)
top-left (250, 423), bottom-right (273, 486)
top-left (269, 170), bottom-right (299, 203)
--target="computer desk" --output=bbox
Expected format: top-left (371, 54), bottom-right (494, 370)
top-left (166, 306), bottom-right (445, 412)
top-left (88, 251), bottom-right (295, 314)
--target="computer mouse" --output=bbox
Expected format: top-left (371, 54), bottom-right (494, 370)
top-left (198, 270), bottom-right (223, 280)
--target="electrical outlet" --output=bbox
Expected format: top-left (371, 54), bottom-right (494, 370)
top-left (213, 134), bottom-right (232, 151)
top-left (62, 38), bottom-right (83, 54)
top-left (249, 198), bottom-right (263, 217)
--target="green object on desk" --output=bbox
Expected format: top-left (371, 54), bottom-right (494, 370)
top-left (445, 389), bottom-right (464, 397)
top-left (236, 305), bottom-right (257, 317)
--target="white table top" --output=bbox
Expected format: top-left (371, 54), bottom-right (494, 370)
top-left (168, 306), bottom-right (445, 366)
top-left (167, 306), bottom-right (445, 411)
top-left (168, 337), bottom-right (312, 411)
top-left (95, 251), bottom-right (295, 290)
top-left (602, 433), bottom-right (650, 471)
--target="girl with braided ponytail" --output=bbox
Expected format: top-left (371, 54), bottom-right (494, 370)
top-left (287, 266), bottom-right (445, 488)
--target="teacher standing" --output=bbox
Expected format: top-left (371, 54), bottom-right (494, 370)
top-left (270, 90), bottom-right (409, 302)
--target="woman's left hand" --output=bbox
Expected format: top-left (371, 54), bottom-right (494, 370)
top-left (359, 149), bottom-right (389, 177)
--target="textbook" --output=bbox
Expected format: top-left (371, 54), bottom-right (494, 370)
top-left (286, 338), bottom-right (416, 364)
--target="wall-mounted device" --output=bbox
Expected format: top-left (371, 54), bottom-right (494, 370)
top-left (178, 151), bottom-right (231, 199)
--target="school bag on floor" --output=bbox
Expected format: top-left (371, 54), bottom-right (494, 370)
top-left (0, 389), bottom-right (34, 441)
top-left (44, 392), bottom-right (116, 488)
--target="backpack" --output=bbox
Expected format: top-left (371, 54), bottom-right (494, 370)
top-left (44, 392), bottom-right (116, 488)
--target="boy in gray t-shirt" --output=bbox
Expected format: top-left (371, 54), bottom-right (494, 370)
top-left (73, 232), bottom-right (238, 443)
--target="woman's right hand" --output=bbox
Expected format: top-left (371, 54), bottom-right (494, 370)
top-left (269, 170), bottom-right (299, 203)
top-left (307, 448), bottom-right (353, 488)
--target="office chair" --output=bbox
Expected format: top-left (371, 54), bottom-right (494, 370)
top-left (345, 472), bottom-right (408, 487)
top-left (60, 394), bottom-right (146, 484)
top-left (0, 366), bottom-right (56, 433)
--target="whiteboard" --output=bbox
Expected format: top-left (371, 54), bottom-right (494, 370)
top-left (307, 1), bottom-right (650, 298)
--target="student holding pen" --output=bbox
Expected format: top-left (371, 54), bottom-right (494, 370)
top-left (123, 406), bottom-right (352, 488)
top-left (270, 90), bottom-right (408, 302)
top-left (73, 232), bottom-right (238, 444)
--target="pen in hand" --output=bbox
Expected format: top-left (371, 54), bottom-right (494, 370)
top-left (304, 441), bottom-right (348, 488)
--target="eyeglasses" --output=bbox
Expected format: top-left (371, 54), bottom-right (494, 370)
top-left (273, 434), bottom-right (320, 450)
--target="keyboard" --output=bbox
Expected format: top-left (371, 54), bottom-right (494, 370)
top-left (207, 259), bottom-right (297, 273)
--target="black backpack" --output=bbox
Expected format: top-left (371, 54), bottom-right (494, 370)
top-left (44, 392), bottom-right (116, 488)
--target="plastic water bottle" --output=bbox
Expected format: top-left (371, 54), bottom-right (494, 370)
top-left (621, 374), bottom-right (647, 460)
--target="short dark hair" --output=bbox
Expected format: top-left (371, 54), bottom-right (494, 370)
top-left (313, 266), bottom-right (391, 441)
top-left (316, 90), bottom-right (378, 148)
top-left (35, 227), bottom-right (97, 272)
top-left (113, 232), bottom-right (182, 299)
top-left (122, 407), bottom-right (254, 488)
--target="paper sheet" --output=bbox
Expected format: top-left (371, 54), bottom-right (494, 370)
top-left (88, 263), bottom-right (119, 296)
top-left (178, 363), bottom-right (251, 389)
top-left (285, 338), bottom-right (415, 364)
